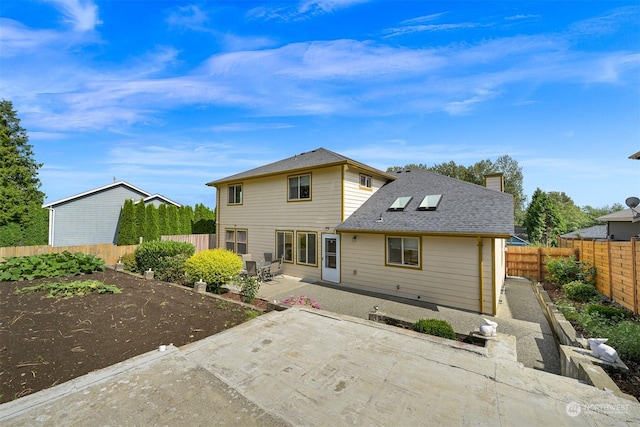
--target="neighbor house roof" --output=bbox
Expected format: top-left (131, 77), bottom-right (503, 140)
top-left (43, 181), bottom-right (180, 208)
top-left (560, 225), bottom-right (607, 240)
top-left (337, 169), bottom-right (514, 236)
top-left (598, 209), bottom-right (635, 222)
top-left (206, 147), bottom-right (395, 186)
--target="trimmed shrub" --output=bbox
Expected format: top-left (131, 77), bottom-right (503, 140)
top-left (545, 255), bottom-right (596, 286)
top-left (184, 248), bottom-right (243, 292)
top-left (563, 280), bottom-right (599, 302)
top-left (134, 240), bottom-right (195, 273)
top-left (412, 318), bottom-right (457, 340)
top-left (154, 252), bottom-right (190, 283)
top-left (120, 253), bottom-right (137, 272)
top-left (585, 304), bottom-right (629, 321)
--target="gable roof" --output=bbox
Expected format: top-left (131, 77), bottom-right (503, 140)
top-left (560, 225), bottom-right (607, 239)
top-left (598, 209), bottom-right (636, 222)
top-left (206, 147), bottom-right (395, 186)
top-left (43, 181), bottom-right (180, 208)
top-left (337, 169), bottom-right (514, 236)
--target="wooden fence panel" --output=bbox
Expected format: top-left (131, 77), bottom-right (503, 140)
top-left (160, 234), bottom-right (216, 253)
top-left (506, 247), bottom-right (576, 281)
top-left (0, 244), bottom-right (138, 266)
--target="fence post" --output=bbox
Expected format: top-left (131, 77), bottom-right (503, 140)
top-left (537, 247), bottom-right (542, 282)
top-left (633, 238), bottom-right (638, 315)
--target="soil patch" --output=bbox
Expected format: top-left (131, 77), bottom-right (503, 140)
top-left (0, 269), bottom-right (261, 404)
top-left (541, 281), bottom-right (640, 401)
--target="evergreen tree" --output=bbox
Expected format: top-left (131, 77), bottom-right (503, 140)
top-left (192, 203), bottom-right (216, 234)
top-left (117, 199), bottom-right (136, 245)
top-left (166, 205), bottom-right (179, 234)
top-left (157, 203), bottom-right (168, 236)
top-left (524, 188), bottom-right (565, 246)
top-left (134, 201), bottom-right (146, 242)
top-left (0, 100), bottom-right (45, 227)
top-left (144, 203), bottom-right (159, 241)
top-left (180, 205), bottom-right (193, 234)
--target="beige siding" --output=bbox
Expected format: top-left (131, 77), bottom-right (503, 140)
top-left (217, 166), bottom-right (343, 281)
top-left (342, 166), bottom-right (386, 220)
top-left (484, 175), bottom-right (504, 192)
top-left (340, 234), bottom-right (497, 314)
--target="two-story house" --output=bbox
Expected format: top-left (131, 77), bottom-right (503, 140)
top-left (207, 148), bottom-right (514, 315)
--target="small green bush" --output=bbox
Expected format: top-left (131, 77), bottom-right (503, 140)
top-left (134, 240), bottom-right (196, 274)
top-left (563, 280), bottom-right (599, 302)
top-left (154, 253), bottom-right (190, 283)
top-left (184, 248), bottom-right (243, 292)
top-left (0, 251), bottom-right (105, 281)
top-left (412, 318), bottom-right (457, 340)
top-left (238, 276), bottom-right (260, 304)
top-left (545, 255), bottom-right (596, 286)
top-left (585, 304), bottom-right (629, 321)
top-left (120, 253), bottom-right (137, 272)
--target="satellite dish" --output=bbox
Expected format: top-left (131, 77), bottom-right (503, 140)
top-left (626, 196), bottom-right (640, 209)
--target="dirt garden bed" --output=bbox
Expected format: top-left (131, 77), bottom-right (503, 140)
top-left (0, 269), bottom-right (263, 404)
top-left (541, 281), bottom-right (640, 401)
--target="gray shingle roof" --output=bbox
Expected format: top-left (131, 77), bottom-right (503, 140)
top-left (337, 169), bottom-right (514, 236)
top-left (561, 225), bottom-right (607, 239)
top-left (206, 147), bottom-right (394, 185)
top-left (598, 208), bottom-right (635, 222)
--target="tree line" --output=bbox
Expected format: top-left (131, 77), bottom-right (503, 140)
top-left (116, 201), bottom-right (215, 245)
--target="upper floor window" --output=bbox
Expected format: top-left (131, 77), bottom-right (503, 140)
top-left (288, 174), bottom-right (311, 201)
top-left (386, 236), bottom-right (420, 267)
top-left (359, 174), bottom-right (372, 189)
top-left (228, 184), bottom-right (242, 205)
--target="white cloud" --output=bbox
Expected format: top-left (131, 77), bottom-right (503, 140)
top-left (166, 4), bottom-right (210, 31)
top-left (0, 18), bottom-right (60, 57)
top-left (47, 0), bottom-right (101, 31)
top-left (248, 0), bottom-right (369, 21)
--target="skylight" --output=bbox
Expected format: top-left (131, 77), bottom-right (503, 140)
top-left (389, 196), bottom-right (412, 211)
top-left (418, 194), bottom-right (442, 211)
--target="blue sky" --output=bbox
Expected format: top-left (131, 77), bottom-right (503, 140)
top-left (1, 0), bottom-right (638, 210)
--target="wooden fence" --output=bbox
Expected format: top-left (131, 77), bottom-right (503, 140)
top-left (0, 234), bottom-right (216, 266)
top-left (506, 246), bottom-right (577, 282)
top-left (160, 234), bottom-right (216, 252)
top-left (507, 240), bottom-right (640, 314)
top-left (0, 244), bottom-right (138, 266)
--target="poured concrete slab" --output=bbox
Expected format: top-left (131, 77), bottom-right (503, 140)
top-left (2, 308), bottom-right (639, 426)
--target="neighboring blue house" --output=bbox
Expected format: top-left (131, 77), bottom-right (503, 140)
top-left (43, 181), bottom-right (180, 247)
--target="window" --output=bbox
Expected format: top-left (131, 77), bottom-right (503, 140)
top-left (276, 231), bottom-right (293, 262)
top-left (288, 174), bottom-right (311, 201)
top-left (226, 229), bottom-right (247, 254)
top-left (387, 236), bottom-right (420, 267)
top-left (359, 174), bottom-right (372, 189)
top-left (228, 184), bottom-right (242, 205)
top-left (297, 232), bottom-right (317, 265)
top-left (418, 194), bottom-right (442, 211)
top-left (389, 196), bottom-right (412, 211)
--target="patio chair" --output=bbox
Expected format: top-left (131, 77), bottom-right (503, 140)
top-left (245, 261), bottom-right (258, 279)
top-left (267, 256), bottom-right (283, 280)
top-left (263, 252), bottom-right (273, 262)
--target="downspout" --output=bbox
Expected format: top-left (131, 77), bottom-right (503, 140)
top-left (491, 238), bottom-right (497, 316)
top-left (477, 236), bottom-right (484, 314)
top-left (215, 186), bottom-right (220, 249)
top-left (47, 208), bottom-right (55, 247)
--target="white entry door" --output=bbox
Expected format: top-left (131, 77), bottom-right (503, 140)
top-left (322, 234), bottom-right (340, 283)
